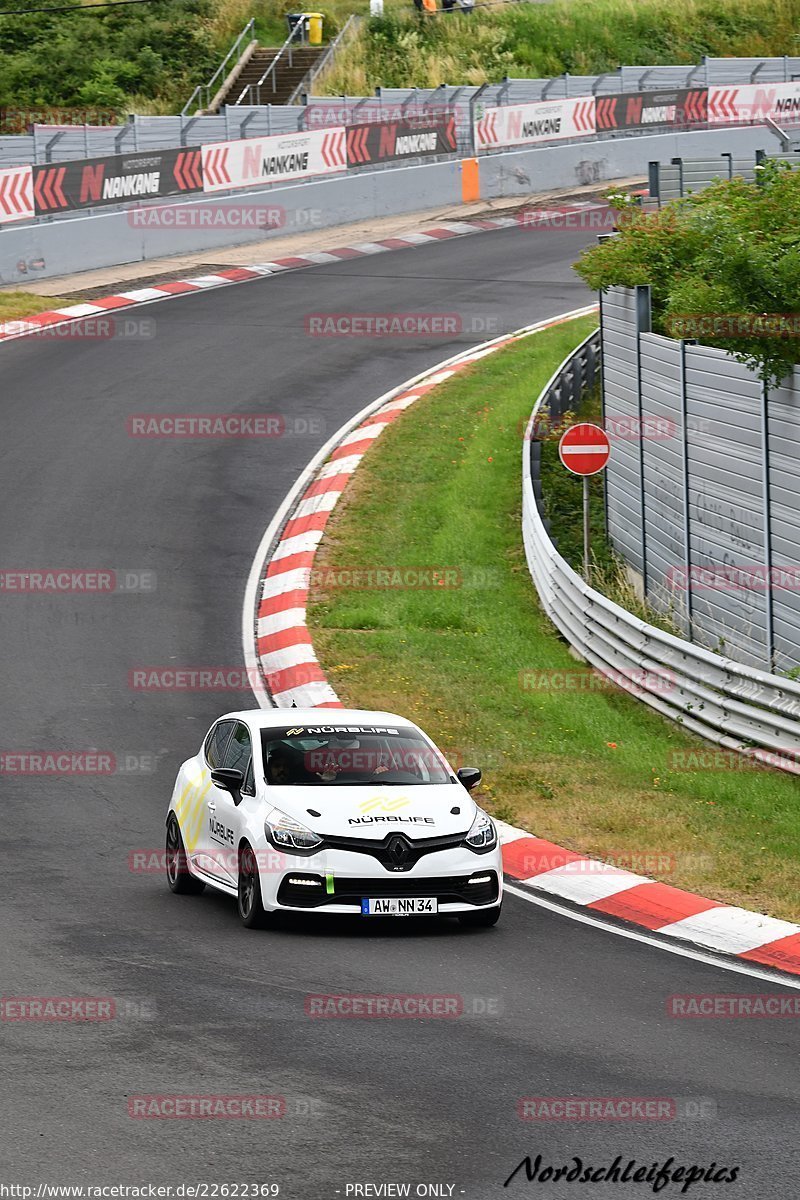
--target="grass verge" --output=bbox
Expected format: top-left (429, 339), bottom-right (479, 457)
top-left (0, 292), bottom-right (68, 322)
top-left (308, 316), bottom-right (800, 922)
top-left (320, 0), bottom-right (800, 95)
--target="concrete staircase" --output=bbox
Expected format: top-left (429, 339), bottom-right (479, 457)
top-left (215, 45), bottom-right (326, 108)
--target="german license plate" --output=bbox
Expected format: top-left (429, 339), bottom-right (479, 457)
top-left (361, 897), bottom-right (438, 915)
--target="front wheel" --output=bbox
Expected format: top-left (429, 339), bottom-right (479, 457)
top-left (237, 843), bottom-right (270, 929)
top-left (166, 814), bottom-right (205, 894)
top-left (458, 904), bottom-right (501, 928)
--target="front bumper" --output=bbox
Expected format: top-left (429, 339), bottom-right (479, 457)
top-left (259, 845), bottom-right (503, 914)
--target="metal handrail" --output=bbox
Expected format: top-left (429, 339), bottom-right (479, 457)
top-left (290, 14), bottom-right (360, 105)
top-left (522, 328), bottom-right (800, 777)
top-left (236, 18), bottom-right (307, 106)
top-left (182, 18), bottom-right (255, 116)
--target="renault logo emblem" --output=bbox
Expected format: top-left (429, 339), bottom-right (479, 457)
top-left (386, 835), bottom-right (410, 868)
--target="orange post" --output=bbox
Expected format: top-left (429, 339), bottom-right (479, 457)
top-left (461, 157), bottom-right (480, 204)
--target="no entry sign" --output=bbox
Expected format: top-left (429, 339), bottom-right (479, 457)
top-left (558, 423), bottom-right (611, 476)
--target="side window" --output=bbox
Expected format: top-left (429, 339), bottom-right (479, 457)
top-left (224, 722), bottom-right (253, 783)
top-left (205, 720), bottom-right (235, 769)
top-left (243, 759), bottom-right (255, 796)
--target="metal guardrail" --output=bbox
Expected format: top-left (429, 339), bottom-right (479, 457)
top-left (522, 328), bottom-right (800, 777)
top-left (182, 18), bottom-right (255, 117)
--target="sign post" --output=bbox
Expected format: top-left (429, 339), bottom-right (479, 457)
top-left (557, 422), bottom-right (611, 583)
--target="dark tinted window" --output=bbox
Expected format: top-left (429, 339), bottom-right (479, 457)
top-left (260, 728), bottom-right (451, 786)
top-left (243, 759), bottom-right (255, 796)
top-left (205, 720), bottom-right (235, 768)
top-left (224, 722), bottom-right (252, 778)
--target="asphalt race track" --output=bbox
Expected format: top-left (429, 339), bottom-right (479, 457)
top-left (1, 223), bottom-right (797, 1198)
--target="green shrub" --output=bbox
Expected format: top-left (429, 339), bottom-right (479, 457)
top-left (575, 163), bottom-right (800, 388)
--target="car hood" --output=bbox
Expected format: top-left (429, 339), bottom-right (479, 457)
top-left (263, 783), bottom-right (476, 839)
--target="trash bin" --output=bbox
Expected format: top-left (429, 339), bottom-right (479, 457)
top-left (307, 12), bottom-right (323, 44)
top-left (286, 12), bottom-right (306, 36)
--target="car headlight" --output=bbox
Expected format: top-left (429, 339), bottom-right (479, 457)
top-left (465, 808), bottom-right (497, 853)
top-left (264, 807), bottom-right (323, 856)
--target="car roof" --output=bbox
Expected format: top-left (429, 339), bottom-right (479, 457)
top-left (216, 708), bottom-right (419, 731)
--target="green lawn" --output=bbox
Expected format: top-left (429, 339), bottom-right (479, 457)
top-left (308, 316), bottom-right (800, 922)
top-left (0, 291), bottom-right (66, 321)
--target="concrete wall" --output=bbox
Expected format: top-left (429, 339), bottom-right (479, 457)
top-left (0, 126), bottom-right (770, 287)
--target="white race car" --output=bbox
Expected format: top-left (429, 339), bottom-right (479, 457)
top-left (165, 708), bottom-right (502, 929)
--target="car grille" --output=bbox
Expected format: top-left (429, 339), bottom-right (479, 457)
top-left (321, 830), bottom-right (467, 872)
top-left (277, 871), bottom-right (499, 909)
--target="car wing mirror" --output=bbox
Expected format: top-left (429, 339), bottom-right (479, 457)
top-left (211, 767), bottom-right (244, 806)
top-left (457, 766), bottom-right (482, 792)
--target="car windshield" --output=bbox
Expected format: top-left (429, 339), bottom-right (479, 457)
top-left (260, 724), bottom-right (453, 786)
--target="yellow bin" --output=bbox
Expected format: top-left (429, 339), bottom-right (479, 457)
top-left (307, 12), bottom-right (323, 44)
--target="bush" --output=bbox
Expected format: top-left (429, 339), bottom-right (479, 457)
top-left (575, 163), bottom-right (800, 388)
top-left (0, 0), bottom-right (217, 116)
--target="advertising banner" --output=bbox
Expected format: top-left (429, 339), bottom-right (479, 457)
top-left (201, 128), bottom-right (346, 194)
top-left (474, 97), bottom-right (595, 151)
top-left (32, 147), bottom-right (203, 215)
top-left (0, 165), bottom-right (35, 223)
top-left (595, 88), bottom-right (707, 131)
top-left (345, 115), bottom-right (457, 165)
top-left (708, 81), bottom-right (800, 123)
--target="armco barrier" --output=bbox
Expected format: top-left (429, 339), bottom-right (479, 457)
top-left (650, 149), bottom-right (800, 202)
top-left (0, 125), bottom-right (771, 285)
top-left (522, 331), bottom-right (800, 777)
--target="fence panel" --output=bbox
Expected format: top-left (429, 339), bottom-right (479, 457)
top-left (768, 367), bottom-right (800, 671)
top-left (601, 288), bottom-right (645, 576)
top-left (683, 345), bottom-right (767, 666)
top-left (638, 333), bottom-right (689, 632)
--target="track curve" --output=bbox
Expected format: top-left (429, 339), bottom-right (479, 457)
top-left (0, 223), bottom-right (796, 1197)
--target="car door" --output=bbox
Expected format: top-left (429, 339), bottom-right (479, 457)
top-left (206, 720), bottom-right (254, 887)
top-left (192, 718), bottom-right (236, 879)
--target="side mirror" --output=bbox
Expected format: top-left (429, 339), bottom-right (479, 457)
top-left (457, 766), bottom-right (482, 792)
top-left (211, 767), bottom-right (244, 806)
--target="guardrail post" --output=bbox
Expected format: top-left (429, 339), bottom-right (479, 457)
top-left (648, 161), bottom-right (660, 203)
top-left (635, 285), bottom-right (652, 597)
top-left (44, 130), bottom-right (66, 163)
top-left (760, 380), bottom-right (776, 669)
top-left (679, 339), bottom-right (694, 639)
top-left (672, 156), bottom-right (684, 197)
top-left (597, 303), bottom-right (609, 541)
